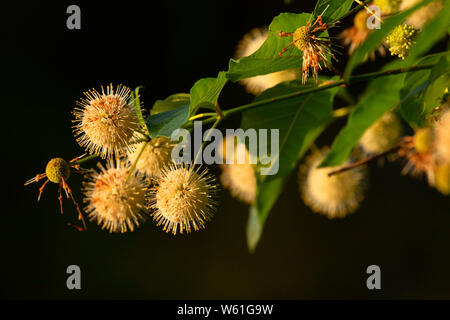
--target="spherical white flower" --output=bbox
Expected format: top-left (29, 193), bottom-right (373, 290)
top-left (218, 135), bottom-right (257, 204)
top-left (435, 109), bottom-right (450, 164)
top-left (127, 137), bottom-right (175, 178)
top-left (150, 165), bottom-right (217, 235)
top-left (299, 148), bottom-right (368, 218)
top-left (83, 160), bottom-right (149, 233)
top-left (73, 84), bottom-right (141, 159)
top-left (359, 111), bottom-right (403, 154)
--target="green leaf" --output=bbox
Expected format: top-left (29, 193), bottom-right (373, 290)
top-left (313, 0), bottom-right (354, 23)
top-left (423, 66), bottom-right (449, 113)
top-left (146, 105), bottom-right (190, 139)
top-left (399, 52), bottom-right (450, 126)
top-left (189, 71), bottom-right (228, 114)
top-left (398, 82), bottom-right (429, 127)
top-left (344, 0), bottom-right (433, 80)
top-left (131, 86), bottom-right (146, 128)
top-left (322, 51), bottom-right (448, 167)
top-left (226, 13), bottom-right (313, 82)
top-left (151, 93), bottom-right (190, 115)
top-left (242, 80), bottom-right (336, 251)
top-left (320, 73), bottom-right (404, 167)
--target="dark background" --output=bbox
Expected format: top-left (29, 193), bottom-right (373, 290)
top-left (2, 0), bottom-right (450, 299)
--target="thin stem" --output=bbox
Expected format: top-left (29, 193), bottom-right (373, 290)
top-left (224, 64), bottom-right (432, 118)
top-left (71, 154), bottom-right (99, 165)
top-left (327, 144), bottom-right (402, 177)
top-left (185, 64), bottom-right (433, 129)
top-left (126, 140), bottom-right (149, 183)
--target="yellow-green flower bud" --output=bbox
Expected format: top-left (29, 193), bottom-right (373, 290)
top-left (293, 26), bottom-right (310, 51)
top-left (385, 24), bottom-right (417, 59)
top-left (45, 158), bottom-right (70, 184)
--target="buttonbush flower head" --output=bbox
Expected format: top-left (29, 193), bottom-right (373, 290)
top-left (299, 148), bottom-right (368, 218)
top-left (374, 0), bottom-right (402, 15)
top-left (278, 13), bottom-right (336, 84)
top-left (218, 135), bottom-right (257, 204)
top-left (218, 135), bottom-right (252, 164)
top-left (235, 27), bottom-right (300, 95)
top-left (435, 163), bottom-right (450, 195)
top-left (73, 84), bottom-right (142, 159)
top-left (359, 111), bottom-right (403, 155)
top-left (399, 132), bottom-right (436, 186)
top-left (341, 10), bottom-right (370, 55)
top-left (385, 24), bottom-right (418, 59)
top-left (127, 137), bottom-right (176, 178)
top-left (340, 10), bottom-right (387, 59)
top-left (149, 165), bottom-right (218, 235)
top-left (220, 163), bottom-right (257, 205)
top-left (83, 160), bottom-right (149, 233)
top-left (434, 109), bottom-right (450, 164)
top-left (24, 156), bottom-right (86, 229)
top-left (401, 0), bottom-right (444, 29)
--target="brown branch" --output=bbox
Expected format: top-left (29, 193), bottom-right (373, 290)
top-left (327, 144), bottom-right (402, 177)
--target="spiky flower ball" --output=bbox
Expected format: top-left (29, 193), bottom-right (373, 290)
top-left (83, 160), bottom-right (149, 233)
top-left (299, 148), bottom-right (368, 218)
top-left (127, 137), bottom-right (175, 178)
top-left (45, 158), bottom-right (71, 183)
top-left (385, 24), bottom-right (418, 59)
top-left (73, 84), bottom-right (141, 159)
top-left (218, 136), bottom-right (257, 204)
top-left (235, 28), bottom-right (299, 95)
top-left (359, 111), bottom-right (403, 154)
top-left (434, 109), bottom-right (450, 164)
top-left (401, 0), bottom-right (444, 29)
top-left (374, 0), bottom-right (402, 15)
top-left (150, 165), bottom-right (218, 235)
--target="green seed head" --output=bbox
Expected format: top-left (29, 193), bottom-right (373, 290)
top-left (435, 163), bottom-right (450, 196)
top-left (385, 24), bottom-right (417, 59)
top-left (293, 26), bottom-right (310, 51)
top-left (414, 127), bottom-right (433, 154)
top-left (45, 158), bottom-right (71, 183)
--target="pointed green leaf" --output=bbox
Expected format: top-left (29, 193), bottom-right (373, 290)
top-left (152, 93), bottom-right (190, 115)
top-left (241, 79), bottom-right (336, 251)
top-left (189, 71), bottom-right (228, 114)
top-left (131, 86), bottom-right (147, 128)
top-left (320, 73), bottom-right (404, 167)
top-left (405, 0), bottom-right (450, 62)
top-left (146, 104), bottom-right (190, 139)
top-left (399, 52), bottom-right (450, 127)
top-left (313, 0), bottom-right (354, 23)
